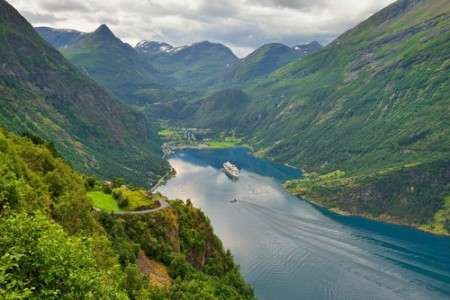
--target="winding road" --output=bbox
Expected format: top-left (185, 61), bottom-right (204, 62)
top-left (93, 199), bottom-right (170, 215)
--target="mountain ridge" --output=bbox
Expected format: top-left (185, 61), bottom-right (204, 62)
top-left (58, 23), bottom-right (167, 105)
top-left (0, 0), bottom-right (170, 186)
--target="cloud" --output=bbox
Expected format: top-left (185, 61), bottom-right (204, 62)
top-left (246, 0), bottom-right (325, 10)
top-left (19, 11), bottom-right (64, 24)
top-left (7, 0), bottom-right (396, 57)
top-left (37, 0), bottom-right (90, 13)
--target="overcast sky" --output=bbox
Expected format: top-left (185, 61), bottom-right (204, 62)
top-left (9, 0), bottom-right (396, 57)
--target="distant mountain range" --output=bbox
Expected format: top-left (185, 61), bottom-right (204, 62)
top-left (35, 26), bottom-right (86, 48)
top-left (0, 0), bottom-right (170, 186)
top-left (36, 26), bottom-right (322, 95)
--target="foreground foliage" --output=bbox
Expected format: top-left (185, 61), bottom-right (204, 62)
top-left (0, 128), bottom-right (254, 298)
top-left (0, 211), bottom-right (126, 299)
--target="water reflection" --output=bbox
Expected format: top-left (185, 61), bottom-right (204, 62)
top-left (157, 148), bottom-right (450, 300)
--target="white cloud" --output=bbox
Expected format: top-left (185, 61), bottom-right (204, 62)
top-left (7, 0), bottom-right (396, 57)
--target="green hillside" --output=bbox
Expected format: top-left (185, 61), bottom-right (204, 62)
top-left (149, 89), bottom-right (251, 131)
top-left (246, 0), bottom-right (449, 172)
top-left (60, 24), bottom-right (168, 106)
top-left (0, 128), bottom-right (254, 298)
top-left (0, 0), bottom-right (170, 186)
top-left (238, 0), bottom-right (450, 230)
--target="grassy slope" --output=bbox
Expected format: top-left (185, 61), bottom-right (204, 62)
top-left (88, 189), bottom-right (158, 211)
top-left (88, 191), bottom-right (122, 211)
top-left (0, 2), bottom-right (170, 186)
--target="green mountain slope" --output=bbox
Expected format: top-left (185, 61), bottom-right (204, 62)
top-left (150, 89), bottom-right (251, 131)
top-left (217, 42), bottom-right (322, 86)
top-left (238, 0), bottom-right (450, 229)
top-left (137, 40), bottom-right (239, 89)
top-left (0, 128), bottom-right (254, 298)
top-left (59, 24), bottom-right (167, 105)
top-left (246, 0), bottom-right (450, 171)
top-left (0, 0), bottom-right (170, 186)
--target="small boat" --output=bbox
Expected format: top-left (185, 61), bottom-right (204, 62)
top-left (223, 161), bottom-right (239, 179)
top-left (229, 197), bottom-right (237, 203)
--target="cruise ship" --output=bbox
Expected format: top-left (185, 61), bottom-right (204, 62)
top-left (223, 161), bottom-right (240, 179)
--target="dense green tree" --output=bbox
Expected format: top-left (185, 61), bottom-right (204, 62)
top-left (0, 211), bottom-right (127, 299)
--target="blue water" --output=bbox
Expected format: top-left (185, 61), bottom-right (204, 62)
top-left (157, 148), bottom-right (450, 300)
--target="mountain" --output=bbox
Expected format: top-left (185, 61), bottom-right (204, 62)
top-left (217, 42), bottom-right (323, 85)
top-left (292, 40), bottom-right (323, 53)
top-left (35, 26), bottom-right (85, 48)
top-left (0, 0), bottom-right (170, 186)
top-left (135, 40), bottom-right (174, 54)
top-left (245, 0), bottom-right (450, 172)
top-left (54, 24), bottom-right (167, 105)
top-left (136, 40), bottom-right (239, 88)
top-left (237, 0), bottom-right (450, 229)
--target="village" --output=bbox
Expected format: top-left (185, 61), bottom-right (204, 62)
top-left (159, 125), bottom-right (240, 156)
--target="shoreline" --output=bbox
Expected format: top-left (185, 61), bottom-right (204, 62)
top-left (162, 145), bottom-right (448, 237)
top-left (293, 193), bottom-right (450, 237)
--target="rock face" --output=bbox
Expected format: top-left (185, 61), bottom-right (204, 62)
top-left (0, 0), bottom-right (170, 185)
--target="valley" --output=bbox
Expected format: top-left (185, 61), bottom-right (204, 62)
top-left (1, 0), bottom-right (450, 298)
top-left (33, 0), bottom-right (450, 236)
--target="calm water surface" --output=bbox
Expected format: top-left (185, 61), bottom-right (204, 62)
top-left (157, 147), bottom-right (450, 300)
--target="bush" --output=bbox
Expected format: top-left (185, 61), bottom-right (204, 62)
top-left (118, 196), bottom-right (129, 208)
top-left (103, 184), bottom-right (112, 194)
top-left (0, 211), bottom-right (126, 299)
top-left (85, 176), bottom-right (96, 189)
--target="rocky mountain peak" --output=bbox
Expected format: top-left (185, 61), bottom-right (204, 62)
top-left (92, 24), bottom-right (116, 40)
